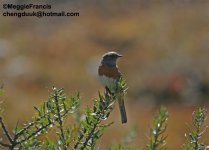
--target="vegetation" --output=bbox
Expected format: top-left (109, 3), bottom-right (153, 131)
top-left (0, 79), bottom-right (208, 150)
top-left (147, 106), bottom-right (168, 150)
top-left (184, 107), bottom-right (209, 150)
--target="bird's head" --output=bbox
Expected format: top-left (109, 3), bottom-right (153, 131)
top-left (101, 51), bottom-right (122, 67)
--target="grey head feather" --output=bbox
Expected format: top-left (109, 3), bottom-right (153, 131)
top-left (101, 51), bottom-right (122, 67)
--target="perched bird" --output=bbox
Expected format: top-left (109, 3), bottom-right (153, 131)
top-left (98, 51), bottom-right (127, 124)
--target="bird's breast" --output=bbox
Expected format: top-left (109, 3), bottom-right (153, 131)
top-left (98, 64), bottom-right (121, 92)
top-left (98, 64), bottom-right (120, 79)
top-left (99, 75), bottom-right (116, 92)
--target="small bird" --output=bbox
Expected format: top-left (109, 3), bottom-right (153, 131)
top-left (98, 51), bottom-right (127, 124)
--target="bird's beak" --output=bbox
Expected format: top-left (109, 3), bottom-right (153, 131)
top-left (118, 54), bottom-right (123, 57)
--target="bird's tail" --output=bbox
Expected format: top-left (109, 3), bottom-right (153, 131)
top-left (118, 98), bottom-right (127, 124)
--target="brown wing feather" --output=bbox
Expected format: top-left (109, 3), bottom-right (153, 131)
top-left (98, 64), bottom-right (121, 79)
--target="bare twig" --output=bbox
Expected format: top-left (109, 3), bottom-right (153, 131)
top-left (0, 117), bottom-right (13, 144)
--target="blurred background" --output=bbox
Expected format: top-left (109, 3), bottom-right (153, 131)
top-left (0, 0), bottom-right (209, 149)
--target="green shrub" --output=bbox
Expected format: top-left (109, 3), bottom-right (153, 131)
top-left (0, 79), bottom-right (208, 150)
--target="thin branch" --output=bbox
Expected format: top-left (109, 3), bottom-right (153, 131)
top-left (16, 121), bottom-right (53, 145)
top-left (74, 128), bottom-right (87, 149)
top-left (80, 117), bottom-right (101, 150)
top-left (54, 92), bottom-right (67, 149)
top-left (16, 108), bottom-right (71, 145)
top-left (13, 121), bottom-right (20, 143)
top-left (0, 117), bottom-right (13, 144)
top-left (15, 112), bottom-right (50, 138)
top-left (78, 92), bottom-right (115, 149)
